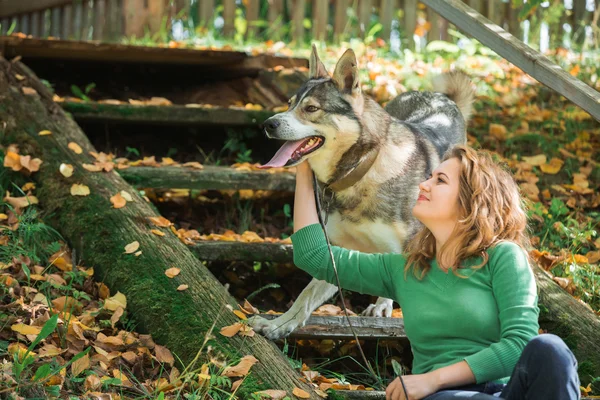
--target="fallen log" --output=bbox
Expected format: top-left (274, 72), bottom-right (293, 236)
top-left (0, 56), bottom-right (321, 398)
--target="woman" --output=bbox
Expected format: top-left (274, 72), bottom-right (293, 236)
top-left (290, 145), bottom-right (580, 400)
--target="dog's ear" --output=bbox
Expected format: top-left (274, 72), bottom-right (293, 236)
top-left (332, 49), bottom-right (360, 96)
top-left (309, 44), bottom-right (329, 79)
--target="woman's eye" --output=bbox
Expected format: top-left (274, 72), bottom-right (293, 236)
top-left (438, 178), bottom-right (444, 183)
top-left (305, 105), bottom-right (318, 113)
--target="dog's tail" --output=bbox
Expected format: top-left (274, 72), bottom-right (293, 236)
top-left (433, 70), bottom-right (475, 122)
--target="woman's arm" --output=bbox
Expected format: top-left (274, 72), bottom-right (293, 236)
top-left (293, 161), bottom-right (320, 232)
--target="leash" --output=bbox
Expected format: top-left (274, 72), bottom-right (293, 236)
top-left (312, 174), bottom-right (384, 390)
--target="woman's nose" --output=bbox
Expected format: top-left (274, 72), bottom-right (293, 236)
top-left (419, 180), bottom-right (429, 191)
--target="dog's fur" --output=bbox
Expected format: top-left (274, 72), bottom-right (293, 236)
top-left (249, 46), bottom-right (475, 339)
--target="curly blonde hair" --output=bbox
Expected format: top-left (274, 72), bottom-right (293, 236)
top-left (404, 145), bottom-right (531, 279)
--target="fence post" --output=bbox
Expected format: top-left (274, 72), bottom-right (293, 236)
top-left (246, 0), bottom-right (260, 39)
top-left (404, 0), bottom-right (417, 49)
top-left (199, 0), bottom-right (215, 29)
top-left (379, 0), bottom-right (394, 41)
top-left (427, 6), bottom-right (440, 41)
top-left (358, 0), bottom-right (372, 38)
top-left (223, 0), bottom-right (236, 37)
top-left (506, 0), bottom-right (521, 41)
top-left (62, 4), bottom-right (72, 39)
top-left (267, 0), bottom-right (284, 40)
top-left (313, 0), bottom-right (329, 41)
top-left (51, 7), bottom-right (61, 37)
top-left (292, 0), bottom-right (306, 44)
top-left (334, 0), bottom-right (348, 42)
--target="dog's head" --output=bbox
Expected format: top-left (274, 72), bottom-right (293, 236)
top-left (260, 45), bottom-right (365, 170)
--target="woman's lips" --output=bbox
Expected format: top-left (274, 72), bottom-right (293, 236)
top-left (417, 195), bottom-right (429, 201)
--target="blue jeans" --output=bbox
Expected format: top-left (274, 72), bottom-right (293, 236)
top-left (423, 334), bottom-right (581, 400)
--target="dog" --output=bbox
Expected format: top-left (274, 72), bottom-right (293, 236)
top-left (249, 45), bottom-right (475, 339)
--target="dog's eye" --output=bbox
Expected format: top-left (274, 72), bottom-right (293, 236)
top-left (305, 105), bottom-right (319, 113)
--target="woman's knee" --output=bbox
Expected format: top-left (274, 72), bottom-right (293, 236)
top-left (523, 334), bottom-right (577, 366)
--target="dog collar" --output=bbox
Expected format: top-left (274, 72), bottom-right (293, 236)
top-left (326, 147), bottom-right (380, 192)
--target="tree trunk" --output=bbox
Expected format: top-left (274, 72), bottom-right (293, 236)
top-left (0, 56), bottom-right (321, 399)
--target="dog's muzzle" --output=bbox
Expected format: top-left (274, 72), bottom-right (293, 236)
top-left (263, 117), bottom-right (280, 137)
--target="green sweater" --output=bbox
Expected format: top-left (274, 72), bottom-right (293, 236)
top-left (290, 223), bottom-right (539, 384)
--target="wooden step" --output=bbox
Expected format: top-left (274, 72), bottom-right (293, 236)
top-left (0, 36), bottom-right (307, 70)
top-left (121, 165), bottom-right (295, 191)
top-left (334, 392), bottom-right (594, 399)
top-left (61, 102), bottom-right (276, 127)
top-left (257, 314), bottom-right (406, 340)
top-left (191, 241), bottom-right (293, 263)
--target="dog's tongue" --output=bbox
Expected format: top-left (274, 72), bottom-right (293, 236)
top-left (259, 139), bottom-right (305, 169)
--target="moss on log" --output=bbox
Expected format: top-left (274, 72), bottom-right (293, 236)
top-left (0, 57), bottom-right (321, 398)
top-left (192, 241), bottom-right (293, 262)
top-left (121, 165), bottom-right (295, 191)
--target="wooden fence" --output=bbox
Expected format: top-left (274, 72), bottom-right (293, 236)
top-left (0, 0), bottom-right (597, 47)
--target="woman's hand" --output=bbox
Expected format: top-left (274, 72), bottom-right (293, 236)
top-left (385, 373), bottom-right (440, 400)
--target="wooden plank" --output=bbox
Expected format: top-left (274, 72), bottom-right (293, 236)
top-left (223, 0), bottom-right (236, 37)
top-left (427, 6), bottom-right (440, 41)
top-left (198, 0), bottom-right (215, 28)
top-left (19, 14), bottom-right (30, 35)
top-left (488, 0), bottom-right (504, 27)
top-left (72, 1), bottom-right (82, 40)
top-left (39, 10), bottom-right (48, 37)
top-left (403, 0), bottom-right (417, 49)
top-left (420, 0), bottom-right (600, 122)
top-left (358, 0), bottom-right (372, 38)
top-left (292, 0), bottom-right (306, 44)
top-left (0, 36), bottom-right (308, 68)
top-left (80, 0), bottom-right (90, 40)
top-left (93, 0), bottom-right (106, 41)
top-left (257, 314), bottom-right (406, 340)
top-left (60, 102), bottom-right (277, 127)
top-left (0, 0), bottom-right (72, 18)
top-left (246, 0), bottom-right (260, 39)
top-left (120, 165), bottom-right (296, 191)
top-left (191, 241), bottom-right (293, 263)
top-left (313, 0), bottom-right (329, 41)
top-left (62, 4), bottom-right (72, 39)
top-left (30, 12), bottom-right (40, 36)
top-left (51, 7), bottom-right (61, 38)
top-left (123, 0), bottom-right (147, 38)
top-left (379, 0), bottom-right (394, 41)
top-left (267, 0), bottom-right (284, 39)
top-left (334, 0), bottom-right (348, 41)
top-left (505, 0), bottom-right (520, 40)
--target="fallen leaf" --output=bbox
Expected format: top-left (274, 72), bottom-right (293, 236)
top-left (151, 229), bottom-right (166, 236)
top-left (11, 323), bottom-right (42, 335)
top-left (135, 250), bottom-right (142, 256)
top-left (177, 284), bottom-right (188, 291)
top-left (110, 193), bottom-right (127, 209)
top-left (22, 87), bottom-right (37, 95)
top-left (165, 267), bottom-right (181, 278)
top-left (489, 124), bottom-right (507, 140)
top-left (233, 310), bottom-right (247, 320)
top-left (60, 163), bottom-right (74, 177)
top-left (111, 306), bottom-right (124, 328)
top-left (124, 241), bottom-right (139, 254)
top-left (220, 322), bottom-right (243, 337)
top-left (292, 387), bottom-right (311, 398)
top-left (22, 182), bottom-right (35, 191)
top-left (70, 184), bottom-right (90, 196)
top-left (68, 142), bottom-right (83, 154)
top-left (120, 191), bottom-right (133, 201)
top-left (72, 353), bottom-right (90, 377)
top-left (155, 344), bottom-right (174, 366)
top-left (104, 291), bottom-right (127, 311)
top-left (84, 374), bottom-right (101, 391)
top-left (222, 355), bottom-right (258, 377)
top-left (3, 192), bottom-right (39, 208)
top-left (82, 163), bottom-right (102, 172)
top-left (3, 151), bottom-right (22, 171)
top-left (522, 154), bottom-right (547, 166)
top-left (19, 155), bottom-right (42, 173)
top-left (254, 390), bottom-right (288, 399)
top-left (148, 216), bottom-right (173, 227)
top-left (540, 158), bottom-right (564, 175)
top-left (38, 130), bottom-right (52, 136)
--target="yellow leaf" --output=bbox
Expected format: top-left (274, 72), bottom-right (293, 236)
top-left (11, 323), bottom-right (42, 335)
top-left (21, 182), bottom-right (35, 191)
top-left (70, 184), bottom-right (90, 196)
top-left (0, 213), bottom-right (7, 220)
top-left (68, 142), bottom-right (83, 154)
top-left (60, 163), bottom-right (74, 177)
top-left (165, 267), bottom-right (181, 278)
top-left (489, 124), bottom-right (507, 140)
top-left (104, 291), bottom-right (127, 311)
top-left (233, 310), bottom-right (247, 320)
top-left (110, 192), bottom-right (127, 209)
top-left (522, 154), bottom-right (547, 166)
top-left (135, 250), bottom-right (142, 256)
top-left (19, 155), bottom-right (43, 173)
top-left (4, 192), bottom-right (39, 208)
top-left (124, 241), bottom-right (139, 254)
top-left (39, 130), bottom-right (52, 136)
top-left (254, 390), bottom-right (288, 399)
top-left (220, 322), bottom-right (243, 337)
top-left (148, 216), bottom-right (172, 227)
top-left (120, 191), bottom-right (133, 201)
top-left (71, 353), bottom-right (90, 377)
top-left (111, 306), bottom-right (124, 328)
top-left (151, 229), bottom-right (166, 236)
top-left (177, 284), bottom-right (188, 291)
top-left (82, 163), bottom-right (102, 172)
top-left (22, 87), bottom-right (37, 96)
top-left (292, 387), bottom-right (311, 398)
top-left (540, 158), bottom-right (564, 175)
top-left (3, 151), bottom-right (22, 171)
top-left (222, 355), bottom-right (258, 377)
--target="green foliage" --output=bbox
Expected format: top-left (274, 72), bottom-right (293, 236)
top-left (70, 83), bottom-right (96, 102)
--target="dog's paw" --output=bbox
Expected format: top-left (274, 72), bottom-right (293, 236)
top-left (247, 315), bottom-right (303, 340)
top-left (361, 298), bottom-right (393, 317)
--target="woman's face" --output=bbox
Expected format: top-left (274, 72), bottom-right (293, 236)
top-left (412, 157), bottom-right (461, 226)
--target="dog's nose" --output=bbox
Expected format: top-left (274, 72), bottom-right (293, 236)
top-left (264, 119), bottom-right (280, 134)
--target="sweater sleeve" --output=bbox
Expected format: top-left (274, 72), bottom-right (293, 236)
top-left (290, 223), bottom-right (403, 300)
top-left (464, 242), bottom-right (540, 383)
